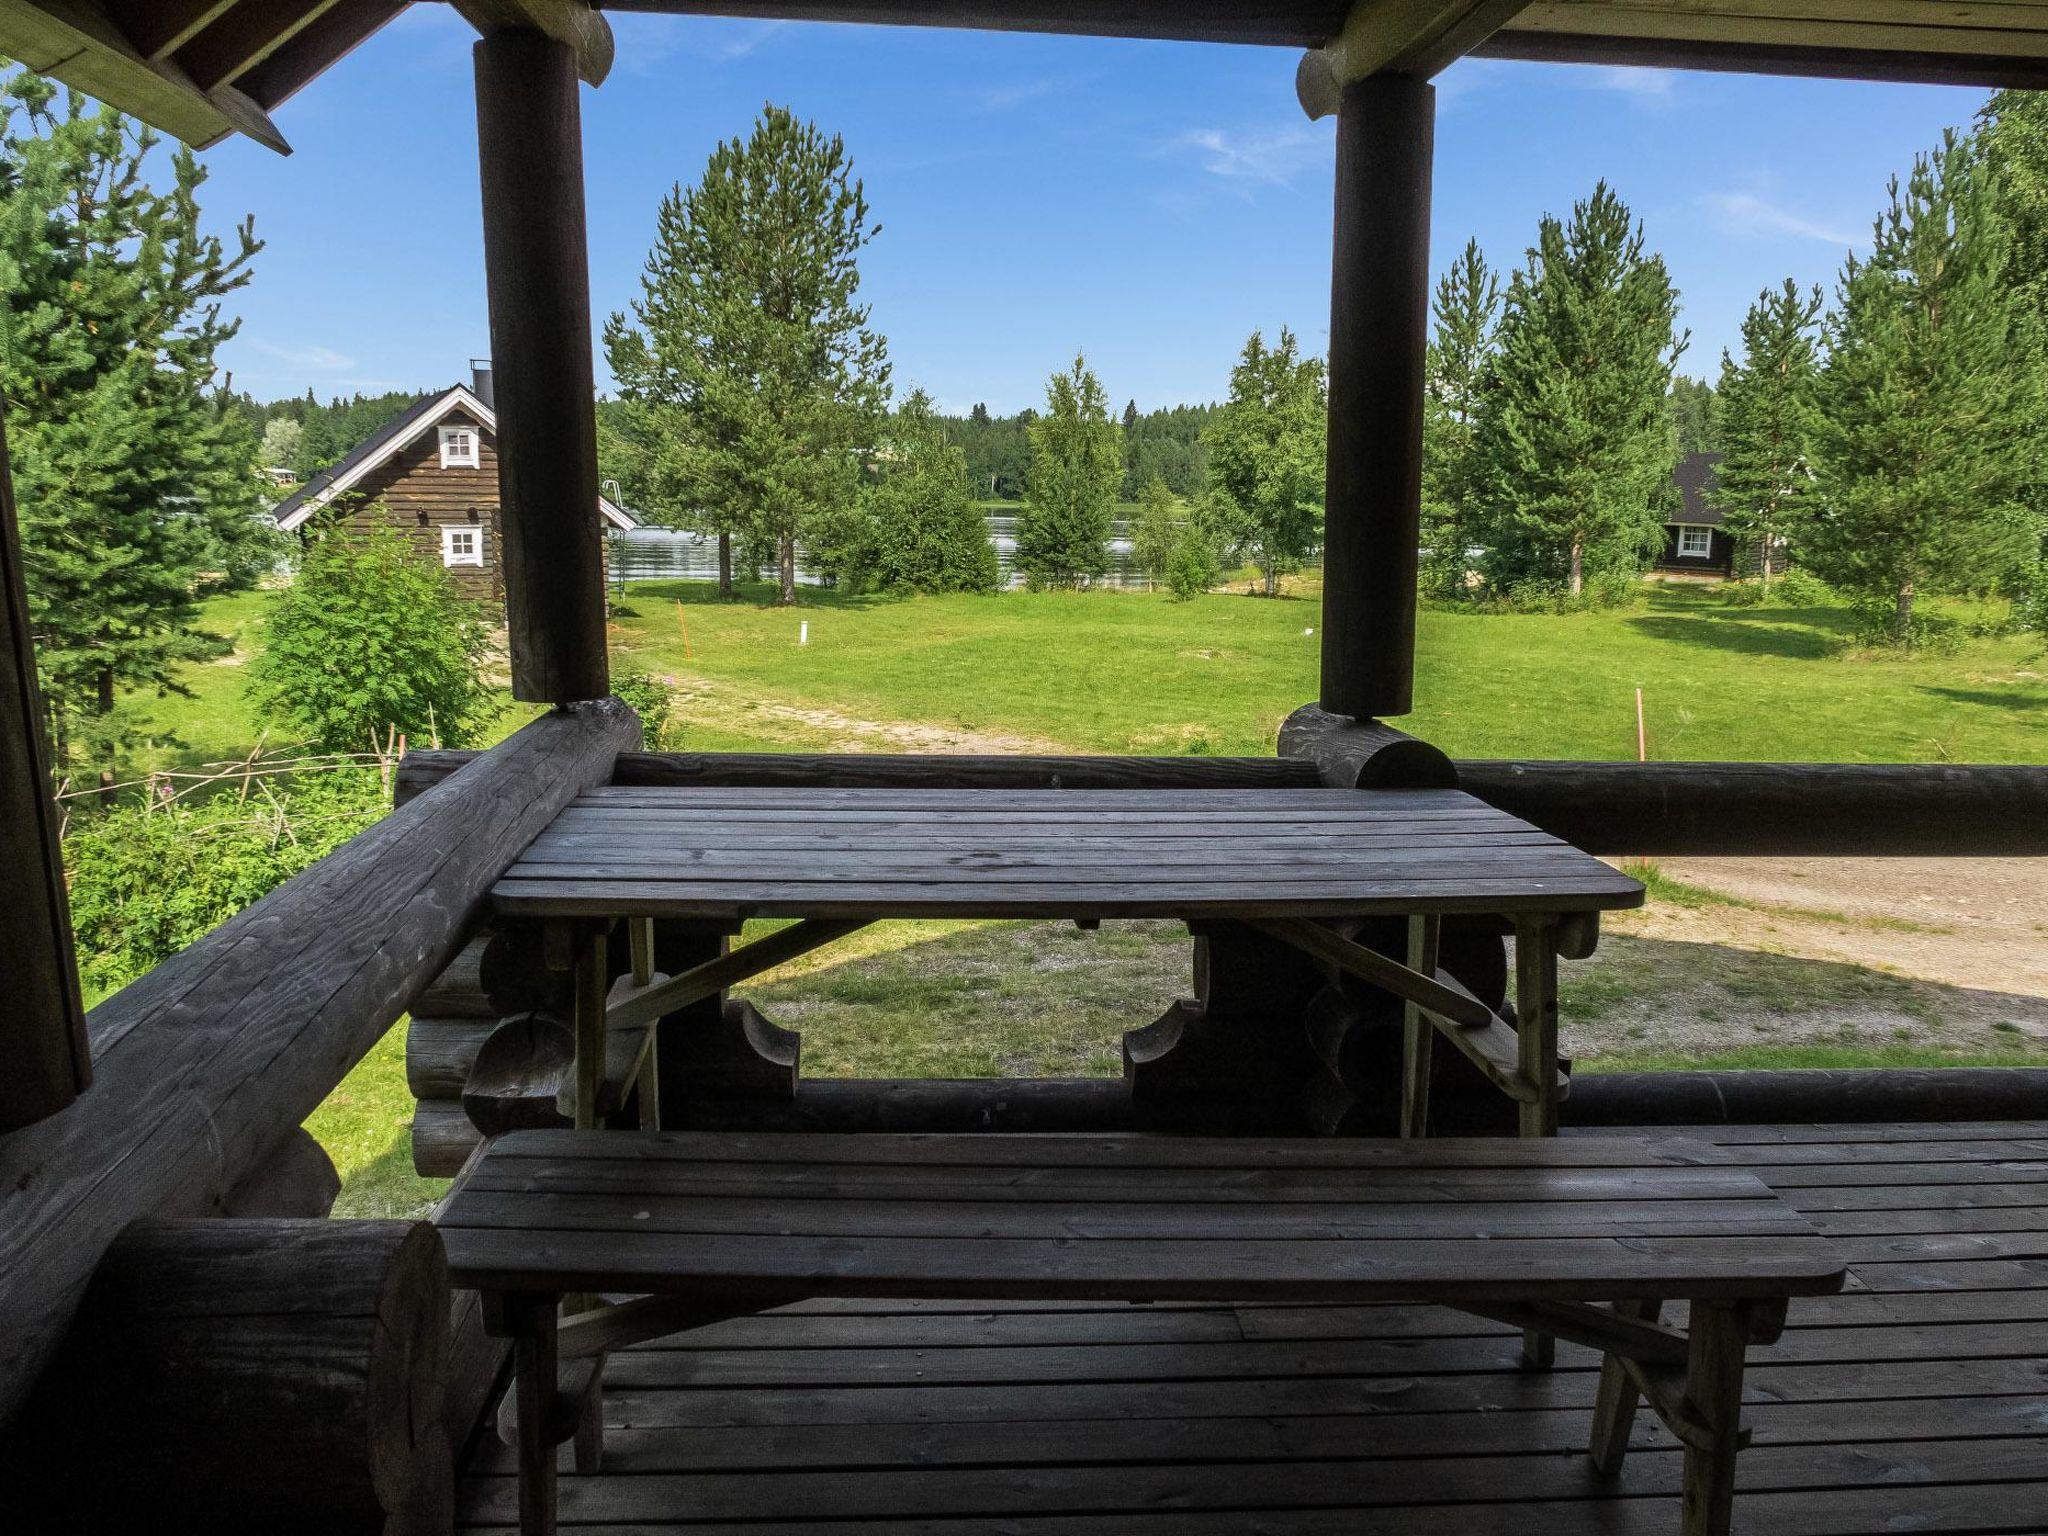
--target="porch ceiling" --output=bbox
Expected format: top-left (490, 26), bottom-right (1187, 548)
top-left (4, 2), bottom-right (2047, 161)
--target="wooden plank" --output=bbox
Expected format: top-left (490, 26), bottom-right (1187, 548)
top-left (509, 852), bottom-right (1613, 886)
top-left (103, 0), bottom-right (235, 58)
top-left (175, 0), bottom-right (341, 92)
top-left (605, 919), bottom-right (866, 1034)
top-left (0, 699), bottom-right (638, 1420)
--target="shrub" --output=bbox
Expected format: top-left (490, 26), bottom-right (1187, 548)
top-left (1771, 567), bottom-right (1837, 607)
top-left (65, 766), bottom-right (386, 1000)
top-left (248, 515), bottom-right (500, 753)
top-left (612, 668), bottom-right (676, 748)
top-left (1165, 517), bottom-right (1221, 601)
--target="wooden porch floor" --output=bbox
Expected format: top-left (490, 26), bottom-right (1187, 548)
top-left (456, 1121), bottom-right (2048, 1534)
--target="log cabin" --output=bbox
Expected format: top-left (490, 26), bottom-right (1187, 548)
top-left (271, 364), bottom-right (637, 612)
top-left (1654, 450), bottom-right (1737, 578)
top-left (0, 5), bottom-right (2044, 1535)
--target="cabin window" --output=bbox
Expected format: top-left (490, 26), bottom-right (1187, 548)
top-left (439, 425), bottom-right (480, 468)
top-left (1677, 526), bottom-right (1712, 559)
top-left (442, 525), bottom-right (485, 567)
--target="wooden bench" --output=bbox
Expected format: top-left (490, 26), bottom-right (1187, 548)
top-left (438, 1129), bottom-right (1844, 1536)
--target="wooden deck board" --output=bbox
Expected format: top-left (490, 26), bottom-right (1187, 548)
top-left (454, 1122), bottom-right (2048, 1533)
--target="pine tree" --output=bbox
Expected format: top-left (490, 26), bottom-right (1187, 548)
top-left (1809, 130), bottom-right (2044, 645)
top-left (1421, 239), bottom-right (1499, 599)
top-left (1016, 354), bottom-right (1120, 588)
top-left (1668, 375), bottom-right (1721, 455)
top-left (0, 70), bottom-right (272, 792)
top-left (604, 105), bottom-right (890, 604)
top-left (1714, 280), bottom-right (1823, 592)
top-left (1202, 327), bottom-right (1325, 597)
top-left (1471, 182), bottom-right (1685, 596)
top-left (840, 389), bottom-right (998, 594)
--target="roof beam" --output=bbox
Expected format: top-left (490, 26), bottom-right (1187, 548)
top-left (234, 0), bottom-right (410, 110)
top-left (1299, 0), bottom-right (1531, 116)
top-left (452, 0), bottom-right (615, 85)
top-left (102, 0), bottom-right (236, 60)
top-left (175, 0), bottom-right (342, 93)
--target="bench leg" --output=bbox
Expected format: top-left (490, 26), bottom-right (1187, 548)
top-left (1679, 1300), bottom-right (1749, 1536)
top-left (1588, 1298), bottom-right (1661, 1475)
top-left (1513, 915), bottom-right (1561, 1367)
top-left (507, 1293), bottom-right (561, 1536)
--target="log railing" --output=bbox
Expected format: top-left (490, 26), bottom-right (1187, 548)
top-left (0, 698), bottom-right (640, 1424)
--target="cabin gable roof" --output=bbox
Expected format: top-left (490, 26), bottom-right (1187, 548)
top-left (1667, 451), bottom-right (1725, 528)
top-left (271, 383), bottom-right (636, 533)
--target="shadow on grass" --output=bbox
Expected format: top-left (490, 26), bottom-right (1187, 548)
top-left (624, 578), bottom-right (892, 613)
top-left (331, 1133), bottom-right (448, 1221)
top-left (1920, 684), bottom-right (2048, 713)
top-left (1622, 606), bottom-right (1851, 660)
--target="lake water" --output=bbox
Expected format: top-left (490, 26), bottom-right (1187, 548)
top-left (609, 515), bottom-right (1150, 591)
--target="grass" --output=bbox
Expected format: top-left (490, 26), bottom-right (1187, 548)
top-left (111, 576), bottom-right (2048, 1217)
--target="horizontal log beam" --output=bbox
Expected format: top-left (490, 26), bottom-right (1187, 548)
top-left (0, 699), bottom-right (640, 1422)
top-left (1462, 760), bottom-right (2048, 856)
top-left (1566, 1066), bottom-right (2048, 1127)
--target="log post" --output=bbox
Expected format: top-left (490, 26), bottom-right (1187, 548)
top-left (1319, 72), bottom-right (1434, 720)
top-left (473, 27), bottom-right (608, 703)
top-left (6, 1218), bottom-right (452, 1535)
top-left (0, 403), bottom-right (90, 1132)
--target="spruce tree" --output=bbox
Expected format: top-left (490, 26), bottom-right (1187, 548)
top-left (0, 71), bottom-right (271, 791)
top-left (1471, 182), bottom-right (1685, 596)
top-left (1202, 327), bottom-right (1325, 597)
top-left (1668, 376), bottom-right (1721, 455)
top-left (604, 105), bottom-right (890, 604)
top-left (1810, 130), bottom-right (2043, 644)
top-left (1016, 354), bottom-right (1120, 588)
top-left (1714, 280), bottom-right (1823, 592)
top-left (842, 389), bottom-right (998, 594)
top-left (1420, 239), bottom-right (1499, 599)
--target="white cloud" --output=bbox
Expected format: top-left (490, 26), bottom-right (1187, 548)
top-left (971, 75), bottom-right (1073, 113)
top-left (247, 339), bottom-right (357, 371)
top-left (614, 16), bottom-right (788, 74)
top-left (1175, 125), bottom-right (1324, 187)
top-left (1584, 66), bottom-right (1676, 103)
top-left (1699, 191), bottom-right (1861, 249)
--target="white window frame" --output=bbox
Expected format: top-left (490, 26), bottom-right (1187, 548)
top-left (439, 424), bottom-right (480, 468)
top-left (1676, 525), bottom-right (1713, 559)
top-left (441, 524), bottom-right (485, 568)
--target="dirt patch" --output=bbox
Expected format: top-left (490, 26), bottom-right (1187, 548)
top-left (663, 673), bottom-right (1069, 754)
top-left (1629, 855), bottom-right (2048, 1000)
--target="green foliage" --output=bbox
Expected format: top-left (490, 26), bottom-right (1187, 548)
top-left (1129, 477), bottom-right (1180, 581)
top-left (942, 403), bottom-right (1034, 500)
top-left (1471, 182), bottom-right (1685, 597)
top-left (1120, 401), bottom-right (1215, 499)
top-left (1421, 240), bottom-right (1499, 599)
top-left (604, 104), bottom-right (890, 604)
top-left (1809, 130), bottom-right (2045, 647)
top-left (248, 516), bottom-right (498, 753)
top-left (0, 68), bottom-right (276, 782)
top-left (835, 390), bottom-right (999, 594)
top-left (64, 766), bottom-right (385, 1000)
top-left (611, 667), bottom-right (676, 749)
top-left (1716, 279), bottom-right (1824, 589)
top-left (1203, 327), bottom-right (1325, 597)
top-left (258, 416), bottom-right (303, 472)
top-left (1165, 513), bottom-right (1222, 601)
top-left (1017, 354), bottom-right (1121, 588)
top-left (1668, 375), bottom-right (1721, 455)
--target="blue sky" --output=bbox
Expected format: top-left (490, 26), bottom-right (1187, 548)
top-left (197, 7), bottom-right (1994, 415)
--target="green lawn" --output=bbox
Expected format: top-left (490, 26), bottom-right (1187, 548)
top-left (120, 575), bottom-right (2048, 1217)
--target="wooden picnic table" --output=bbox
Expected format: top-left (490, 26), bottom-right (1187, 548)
top-left (490, 785), bottom-right (1645, 1141)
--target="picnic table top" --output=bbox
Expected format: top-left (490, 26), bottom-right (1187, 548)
top-left (490, 785), bottom-right (1646, 921)
top-left (435, 1131), bottom-right (1845, 1303)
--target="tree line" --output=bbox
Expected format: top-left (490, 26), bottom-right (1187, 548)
top-left (1425, 95), bottom-right (2048, 642)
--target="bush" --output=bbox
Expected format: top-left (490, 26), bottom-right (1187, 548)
top-left (1165, 518), bottom-right (1221, 601)
top-left (1771, 567), bottom-right (1837, 607)
top-left (612, 668), bottom-right (676, 748)
top-left (64, 766), bottom-right (386, 1000)
top-left (248, 515), bottom-right (500, 753)
top-left (1492, 571), bottom-right (1649, 614)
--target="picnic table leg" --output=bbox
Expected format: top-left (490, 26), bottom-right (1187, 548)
top-left (1588, 1298), bottom-right (1661, 1475)
top-left (628, 917), bottom-right (661, 1130)
top-left (1680, 1300), bottom-right (1750, 1536)
top-left (1513, 914), bottom-right (1561, 1366)
top-left (572, 924), bottom-right (608, 1132)
top-left (1399, 914), bottom-right (1440, 1138)
top-left (506, 1293), bottom-right (561, 1536)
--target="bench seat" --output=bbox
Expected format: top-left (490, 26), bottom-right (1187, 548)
top-left (437, 1130), bottom-right (1846, 1536)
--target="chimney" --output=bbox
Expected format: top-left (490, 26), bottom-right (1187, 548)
top-left (469, 358), bottom-right (495, 410)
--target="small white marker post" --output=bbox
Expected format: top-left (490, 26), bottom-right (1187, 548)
top-left (799, 621), bottom-right (809, 646)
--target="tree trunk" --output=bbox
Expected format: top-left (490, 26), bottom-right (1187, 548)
top-left (1263, 558), bottom-right (1277, 598)
top-left (1894, 581), bottom-right (1915, 649)
top-left (95, 666), bottom-right (116, 807)
top-left (779, 536), bottom-right (798, 606)
top-left (716, 532), bottom-right (733, 599)
top-left (1759, 539), bottom-right (1773, 596)
top-left (1569, 538), bottom-right (1584, 597)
